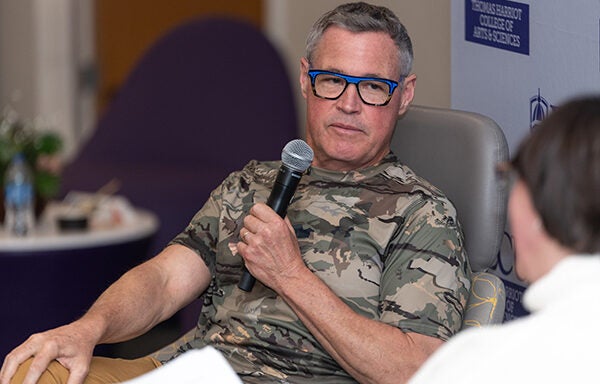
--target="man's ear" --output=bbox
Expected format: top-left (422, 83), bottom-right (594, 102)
top-left (299, 58), bottom-right (310, 99)
top-left (398, 73), bottom-right (417, 117)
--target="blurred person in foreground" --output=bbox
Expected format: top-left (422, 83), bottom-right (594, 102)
top-left (1, 3), bottom-right (470, 384)
top-left (409, 95), bottom-right (600, 384)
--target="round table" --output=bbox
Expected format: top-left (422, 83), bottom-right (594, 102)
top-left (0, 209), bottom-right (159, 359)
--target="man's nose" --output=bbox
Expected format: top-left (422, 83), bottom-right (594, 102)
top-left (336, 83), bottom-right (362, 112)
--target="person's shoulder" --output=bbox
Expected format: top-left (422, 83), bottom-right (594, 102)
top-left (381, 160), bottom-right (449, 203)
top-left (240, 159), bottom-right (280, 180)
top-left (221, 159), bottom-right (280, 189)
top-left (378, 160), bottom-right (463, 228)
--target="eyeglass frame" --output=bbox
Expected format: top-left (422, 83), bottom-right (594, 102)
top-left (307, 69), bottom-right (404, 107)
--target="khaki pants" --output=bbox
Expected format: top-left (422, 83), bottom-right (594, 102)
top-left (10, 356), bottom-right (161, 384)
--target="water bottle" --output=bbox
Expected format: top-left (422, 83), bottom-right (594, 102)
top-left (4, 153), bottom-right (35, 236)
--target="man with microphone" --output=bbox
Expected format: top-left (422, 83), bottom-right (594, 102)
top-left (1, 3), bottom-right (470, 384)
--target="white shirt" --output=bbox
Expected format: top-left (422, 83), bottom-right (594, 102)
top-left (408, 255), bottom-right (600, 384)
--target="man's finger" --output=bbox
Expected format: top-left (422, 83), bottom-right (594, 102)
top-left (0, 357), bottom-right (18, 384)
top-left (0, 343), bottom-right (36, 384)
top-left (65, 364), bottom-right (89, 384)
top-left (22, 352), bottom-right (56, 384)
top-left (284, 217), bottom-right (295, 233)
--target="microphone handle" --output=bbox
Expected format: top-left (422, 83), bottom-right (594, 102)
top-left (238, 167), bottom-right (302, 292)
top-left (238, 268), bottom-right (256, 292)
top-left (267, 167), bottom-right (302, 218)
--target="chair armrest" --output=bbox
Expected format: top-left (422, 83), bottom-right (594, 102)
top-left (461, 272), bottom-right (506, 329)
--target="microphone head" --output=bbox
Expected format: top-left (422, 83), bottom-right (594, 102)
top-left (281, 139), bottom-right (314, 173)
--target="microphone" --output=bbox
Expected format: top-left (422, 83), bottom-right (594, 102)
top-left (238, 139), bottom-right (314, 292)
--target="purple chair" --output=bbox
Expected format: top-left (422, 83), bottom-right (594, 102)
top-left (60, 17), bottom-right (298, 336)
top-left (0, 238), bottom-right (153, 359)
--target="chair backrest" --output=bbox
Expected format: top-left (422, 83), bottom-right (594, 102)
top-left (61, 17), bottom-right (298, 257)
top-left (392, 105), bottom-right (509, 327)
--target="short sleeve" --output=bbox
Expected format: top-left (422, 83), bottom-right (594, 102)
top-left (169, 183), bottom-right (224, 275)
top-left (379, 197), bottom-right (471, 340)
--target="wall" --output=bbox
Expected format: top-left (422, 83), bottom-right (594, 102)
top-left (95, 1), bottom-right (262, 114)
top-left (0, 0), bottom-right (450, 157)
top-left (0, 0), bottom-right (36, 118)
top-left (450, 0), bottom-right (600, 321)
top-left (0, 0), bottom-right (95, 160)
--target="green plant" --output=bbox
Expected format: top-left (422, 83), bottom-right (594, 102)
top-left (0, 113), bottom-right (63, 201)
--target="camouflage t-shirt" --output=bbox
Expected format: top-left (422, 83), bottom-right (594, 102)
top-left (170, 153), bottom-right (471, 383)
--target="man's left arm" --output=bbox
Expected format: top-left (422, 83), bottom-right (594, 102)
top-left (238, 202), bottom-right (468, 384)
top-left (274, 265), bottom-right (442, 384)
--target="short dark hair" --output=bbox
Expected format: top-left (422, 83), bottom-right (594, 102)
top-left (305, 2), bottom-right (413, 78)
top-left (511, 95), bottom-right (600, 253)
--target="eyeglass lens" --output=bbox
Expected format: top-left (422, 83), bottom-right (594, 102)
top-left (314, 73), bottom-right (392, 105)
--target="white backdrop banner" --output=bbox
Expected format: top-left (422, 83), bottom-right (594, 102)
top-left (451, 0), bottom-right (600, 320)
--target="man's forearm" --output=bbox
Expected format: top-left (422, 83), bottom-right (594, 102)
top-left (81, 260), bottom-right (171, 345)
top-left (277, 268), bottom-right (442, 384)
top-left (81, 244), bottom-right (210, 345)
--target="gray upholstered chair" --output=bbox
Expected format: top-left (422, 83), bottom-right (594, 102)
top-left (392, 105), bottom-right (509, 329)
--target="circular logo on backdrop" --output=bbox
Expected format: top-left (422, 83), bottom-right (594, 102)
top-left (529, 89), bottom-right (556, 130)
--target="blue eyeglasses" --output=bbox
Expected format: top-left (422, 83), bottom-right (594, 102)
top-left (307, 70), bottom-right (402, 106)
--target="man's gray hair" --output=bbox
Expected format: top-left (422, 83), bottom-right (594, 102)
top-left (305, 2), bottom-right (413, 78)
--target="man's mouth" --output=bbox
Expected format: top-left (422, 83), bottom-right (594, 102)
top-left (330, 122), bottom-right (364, 134)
